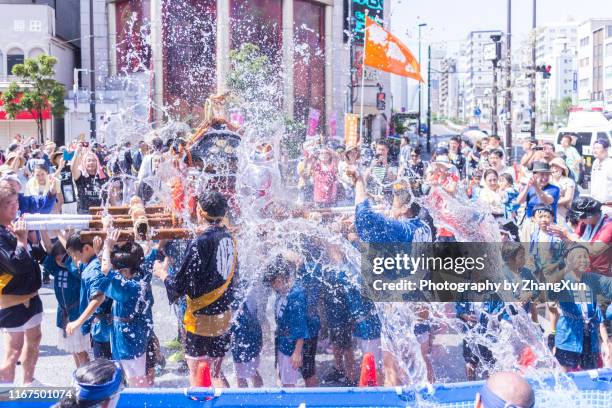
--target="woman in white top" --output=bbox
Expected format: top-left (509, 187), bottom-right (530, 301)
top-left (549, 157), bottom-right (575, 227)
top-left (478, 169), bottom-right (504, 217)
top-left (591, 138), bottom-right (611, 215)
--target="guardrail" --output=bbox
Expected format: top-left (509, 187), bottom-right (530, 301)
top-left (3, 368), bottom-right (610, 408)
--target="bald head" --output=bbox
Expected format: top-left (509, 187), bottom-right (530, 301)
top-left (476, 372), bottom-right (535, 408)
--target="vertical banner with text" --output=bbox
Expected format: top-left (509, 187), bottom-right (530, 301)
top-left (307, 108), bottom-right (321, 138)
top-left (345, 113), bottom-right (360, 147)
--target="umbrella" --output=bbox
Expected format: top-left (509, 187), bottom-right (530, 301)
top-left (462, 129), bottom-right (488, 140)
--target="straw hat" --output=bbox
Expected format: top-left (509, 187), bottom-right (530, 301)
top-left (549, 157), bottom-right (569, 176)
top-left (5, 152), bottom-right (25, 168)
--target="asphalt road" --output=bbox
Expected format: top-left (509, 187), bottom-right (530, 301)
top-left (0, 276), bottom-right (471, 387)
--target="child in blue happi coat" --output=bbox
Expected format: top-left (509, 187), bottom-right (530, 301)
top-left (230, 290), bottom-right (263, 388)
top-left (264, 256), bottom-right (309, 387)
top-left (65, 232), bottom-right (113, 360)
top-left (40, 231), bottom-right (90, 368)
top-left (321, 243), bottom-right (356, 385)
top-left (98, 229), bottom-right (154, 387)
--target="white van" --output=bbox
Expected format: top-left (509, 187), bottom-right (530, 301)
top-left (555, 111), bottom-right (612, 177)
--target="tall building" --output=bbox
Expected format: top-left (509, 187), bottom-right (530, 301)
top-left (439, 57), bottom-right (459, 119)
top-left (0, 0), bottom-right (79, 143)
top-left (464, 30), bottom-right (503, 124)
top-left (534, 22), bottom-right (577, 122)
top-left (69, 0), bottom-right (392, 144)
top-left (577, 18), bottom-right (612, 109)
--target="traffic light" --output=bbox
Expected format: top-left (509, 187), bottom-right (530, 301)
top-left (536, 65), bottom-right (552, 79)
top-left (376, 92), bottom-right (386, 111)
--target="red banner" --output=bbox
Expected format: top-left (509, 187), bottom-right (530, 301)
top-left (0, 93), bottom-right (51, 120)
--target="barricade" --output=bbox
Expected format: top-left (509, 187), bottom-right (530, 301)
top-left (3, 368), bottom-right (610, 407)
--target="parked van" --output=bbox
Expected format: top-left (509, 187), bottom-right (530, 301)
top-left (555, 111), bottom-right (612, 179)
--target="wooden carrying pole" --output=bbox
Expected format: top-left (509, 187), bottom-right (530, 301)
top-left (88, 205), bottom-right (166, 215)
top-left (80, 228), bottom-right (193, 244)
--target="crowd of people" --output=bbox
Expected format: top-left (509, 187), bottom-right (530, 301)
top-left (0, 128), bottom-right (609, 395)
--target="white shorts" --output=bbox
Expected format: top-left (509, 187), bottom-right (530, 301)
top-left (234, 356), bottom-right (260, 380)
top-left (57, 328), bottom-right (91, 354)
top-left (358, 338), bottom-right (383, 369)
top-left (120, 353), bottom-right (147, 378)
top-left (277, 351), bottom-right (299, 386)
top-left (1, 312), bottom-right (43, 333)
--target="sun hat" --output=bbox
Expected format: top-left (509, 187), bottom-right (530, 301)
top-left (549, 157), bottom-right (569, 176)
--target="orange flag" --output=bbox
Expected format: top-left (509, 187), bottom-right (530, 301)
top-left (364, 16), bottom-right (423, 81)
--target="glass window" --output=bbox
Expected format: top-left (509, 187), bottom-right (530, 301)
top-left (13, 20), bottom-right (24, 32)
top-left (7, 51), bottom-right (24, 75)
top-left (230, 0), bottom-right (282, 63)
top-left (29, 20), bottom-right (42, 32)
top-left (607, 25), bottom-right (612, 37)
top-left (162, 0), bottom-right (217, 119)
top-left (115, 0), bottom-right (151, 73)
top-left (293, 0), bottom-right (325, 128)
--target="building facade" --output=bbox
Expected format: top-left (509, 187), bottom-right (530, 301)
top-left (534, 22), bottom-right (577, 123)
top-left (0, 0), bottom-right (79, 144)
top-left (464, 30), bottom-right (503, 124)
top-left (577, 18), bottom-right (612, 109)
top-left (68, 0), bottom-right (391, 145)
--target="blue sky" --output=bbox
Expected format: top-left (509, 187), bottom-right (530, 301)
top-left (390, 0), bottom-right (612, 51)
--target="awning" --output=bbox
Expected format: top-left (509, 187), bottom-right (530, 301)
top-left (0, 93), bottom-right (51, 120)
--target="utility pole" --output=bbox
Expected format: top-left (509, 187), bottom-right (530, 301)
top-left (89, 0), bottom-right (97, 141)
top-left (418, 23), bottom-right (427, 134)
top-left (490, 34), bottom-right (502, 136)
top-left (347, 0), bottom-right (355, 113)
top-left (529, 0), bottom-right (537, 142)
top-left (427, 45), bottom-right (432, 153)
top-left (504, 0), bottom-right (513, 163)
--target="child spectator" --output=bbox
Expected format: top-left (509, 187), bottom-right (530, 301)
top-left (65, 233), bottom-right (113, 360)
top-left (521, 204), bottom-right (566, 281)
top-left (99, 230), bottom-right (154, 387)
top-left (230, 294), bottom-right (263, 388)
top-left (498, 173), bottom-right (519, 220)
top-left (263, 257), bottom-right (309, 387)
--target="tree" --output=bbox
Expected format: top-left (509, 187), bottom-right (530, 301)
top-left (553, 96), bottom-right (573, 123)
top-left (226, 43), bottom-right (282, 135)
top-left (0, 55), bottom-right (66, 142)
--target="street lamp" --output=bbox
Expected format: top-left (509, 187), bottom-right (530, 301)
top-left (488, 34), bottom-right (502, 135)
top-left (418, 22), bottom-right (427, 134)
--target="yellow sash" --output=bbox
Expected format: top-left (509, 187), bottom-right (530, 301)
top-left (0, 273), bottom-right (13, 294)
top-left (183, 238), bottom-right (237, 336)
top-left (0, 272), bottom-right (36, 309)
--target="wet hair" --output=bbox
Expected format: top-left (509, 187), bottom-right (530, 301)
top-left (499, 173), bottom-right (514, 185)
top-left (489, 135), bottom-right (501, 142)
top-left (501, 241), bottom-right (524, 262)
top-left (561, 134), bottom-right (573, 143)
top-left (54, 359), bottom-right (123, 408)
top-left (50, 240), bottom-right (67, 260)
top-left (412, 147), bottom-right (422, 156)
top-left (111, 241), bottom-right (144, 271)
top-left (262, 255), bottom-right (297, 286)
top-left (564, 244), bottom-right (589, 260)
top-left (198, 191), bottom-right (228, 219)
top-left (65, 232), bottom-right (90, 253)
top-left (483, 169), bottom-right (499, 181)
top-left (449, 135), bottom-right (461, 144)
top-left (375, 140), bottom-right (389, 150)
top-left (533, 204), bottom-right (554, 216)
top-left (543, 141), bottom-right (555, 149)
top-left (33, 163), bottom-right (49, 174)
top-left (151, 137), bottom-right (164, 152)
top-left (594, 138), bottom-right (610, 149)
top-left (0, 185), bottom-right (18, 206)
top-left (489, 149), bottom-right (504, 158)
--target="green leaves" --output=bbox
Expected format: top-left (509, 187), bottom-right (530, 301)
top-left (0, 54), bottom-right (66, 141)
